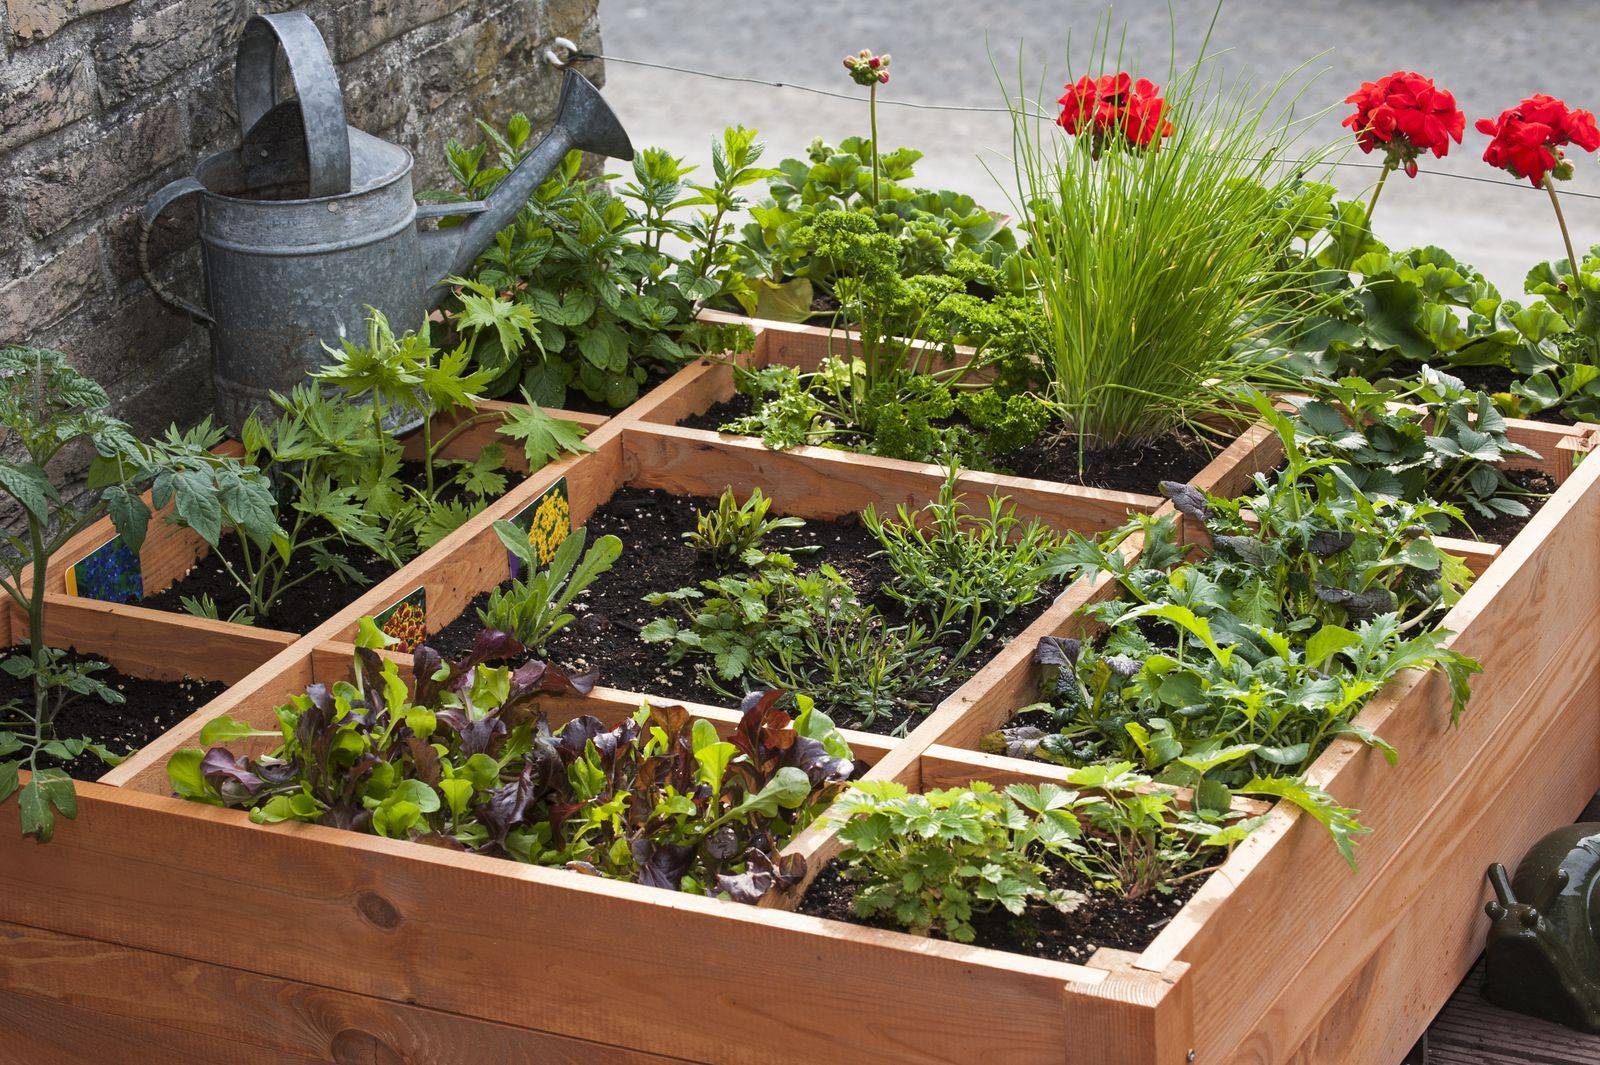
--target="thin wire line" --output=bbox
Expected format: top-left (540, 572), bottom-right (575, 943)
top-left (565, 48), bottom-right (1600, 203)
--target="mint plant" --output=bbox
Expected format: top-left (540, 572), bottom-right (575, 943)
top-left (437, 124), bottom-right (756, 409)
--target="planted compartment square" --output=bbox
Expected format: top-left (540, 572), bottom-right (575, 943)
top-left (43, 401), bottom-right (595, 640)
top-left (305, 424), bottom-right (1164, 740)
top-left (652, 316), bottom-right (1256, 499)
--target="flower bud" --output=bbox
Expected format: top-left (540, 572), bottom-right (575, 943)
top-left (868, 56), bottom-right (880, 69)
top-left (879, 72), bottom-right (889, 83)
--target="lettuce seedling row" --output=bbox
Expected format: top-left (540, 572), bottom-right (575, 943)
top-left (3, 319), bottom-right (1600, 1064)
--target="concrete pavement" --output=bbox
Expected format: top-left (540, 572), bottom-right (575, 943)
top-left (596, 0), bottom-right (1599, 294)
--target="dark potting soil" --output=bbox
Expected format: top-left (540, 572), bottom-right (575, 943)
top-left (995, 428), bottom-right (1217, 495)
top-left (680, 392), bottom-right (1217, 496)
top-left (1449, 364), bottom-right (1572, 425)
top-left (428, 486), bottom-right (1058, 734)
top-left (0, 646), bottom-right (224, 781)
top-left (142, 460), bottom-right (524, 635)
top-left (797, 855), bottom-right (1205, 964)
top-left (1449, 467), bottom-right (1556, 547)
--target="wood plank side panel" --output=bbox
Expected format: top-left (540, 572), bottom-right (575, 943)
top-left (0, 788), bottom-right (1122, 1065)
top-left (0, 921), bottom-right (680, 1065)
top-left (1147, 445), bottom-right (1600, 1062)
top-left (1264, 652), bottom-right (1600, 1065)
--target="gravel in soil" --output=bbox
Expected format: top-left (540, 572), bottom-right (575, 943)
top-left (428, 486), bottom-right (1059, 735)
top-left (797, 855), bottom-right (1205, 964)
top-left (0, 646), bottom-right (224, 781)
top-left (143, 459), bottom-right (524, 635)
top-left (679, 392), bottom-right (1218, 497)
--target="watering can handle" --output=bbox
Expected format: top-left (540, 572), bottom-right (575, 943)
top-left (139, 177), bottom-right (214, 325)
top-left (234, 12), bottom-right (351, 198)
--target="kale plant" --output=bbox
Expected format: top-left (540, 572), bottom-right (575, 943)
top-left (170, 623), bottom-right (853, 901)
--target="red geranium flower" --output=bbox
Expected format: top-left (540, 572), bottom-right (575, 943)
top-left (1343, 71), bottom-right (1464, 177)
top-left (1477, 94), bottom-right (1600, 187)
top-left (1057, 73), bottom-right (1174, 154)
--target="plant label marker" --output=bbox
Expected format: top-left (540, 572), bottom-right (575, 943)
top-left (373, 586), bottom-right (427, 652)
top-left (63, 535), bottom-right (143, 604)
top-left (504, 477), bottom-right (571, 579)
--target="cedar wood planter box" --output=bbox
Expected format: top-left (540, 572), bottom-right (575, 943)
top-left (2, 318), bottom-right (1599, 1064)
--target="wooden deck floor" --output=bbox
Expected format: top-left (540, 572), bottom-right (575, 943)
top-left (1422, 958), bottom-right (1600, 1064)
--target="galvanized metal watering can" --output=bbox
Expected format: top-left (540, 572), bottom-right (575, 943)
top-left (140, 10), bottom-right (634, 431)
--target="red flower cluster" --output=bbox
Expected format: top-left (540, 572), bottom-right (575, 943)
top-left (1057, 73), bottom-right (1173, 152)
top-left (1342, 71), bottom-right (1464, 177)
top-left (1476, 94), bottom-right (1600, 187)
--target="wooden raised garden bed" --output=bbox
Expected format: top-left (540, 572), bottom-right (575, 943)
top-left (4, 319), bottom-right (1600, 1063)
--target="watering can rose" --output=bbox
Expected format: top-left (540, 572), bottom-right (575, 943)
top-left (1056, 73), bottom-right (1173, 153)
top-left (1342, 71), bottom-right (1464, 177)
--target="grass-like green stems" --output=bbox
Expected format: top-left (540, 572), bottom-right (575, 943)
top-left (1002, 43), bottom-right (1327, 456)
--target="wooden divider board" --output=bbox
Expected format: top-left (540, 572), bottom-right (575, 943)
top-left (0, 776), bottom-right (1190, 1065)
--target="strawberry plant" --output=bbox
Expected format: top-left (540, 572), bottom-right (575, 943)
top-left (828, 769), bottom-right (1260, 942)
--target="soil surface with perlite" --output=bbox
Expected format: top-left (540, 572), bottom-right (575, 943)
top-left (679, 392), bottom-right (1220, 496)
top-left (144, 460), bottom-right (524, 634)
top-left (797, 855), bottom-right (1206, 964)
top-left (429, 486), bottom-right (1062, 735)
top-left (0, 646), bottom-right (224, 780)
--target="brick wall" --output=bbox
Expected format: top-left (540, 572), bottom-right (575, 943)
top-left (0, 0), bottom-right (603, 438)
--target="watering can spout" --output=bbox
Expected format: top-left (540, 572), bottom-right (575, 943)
top-left (421, 69), bottom-right (633, 299)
